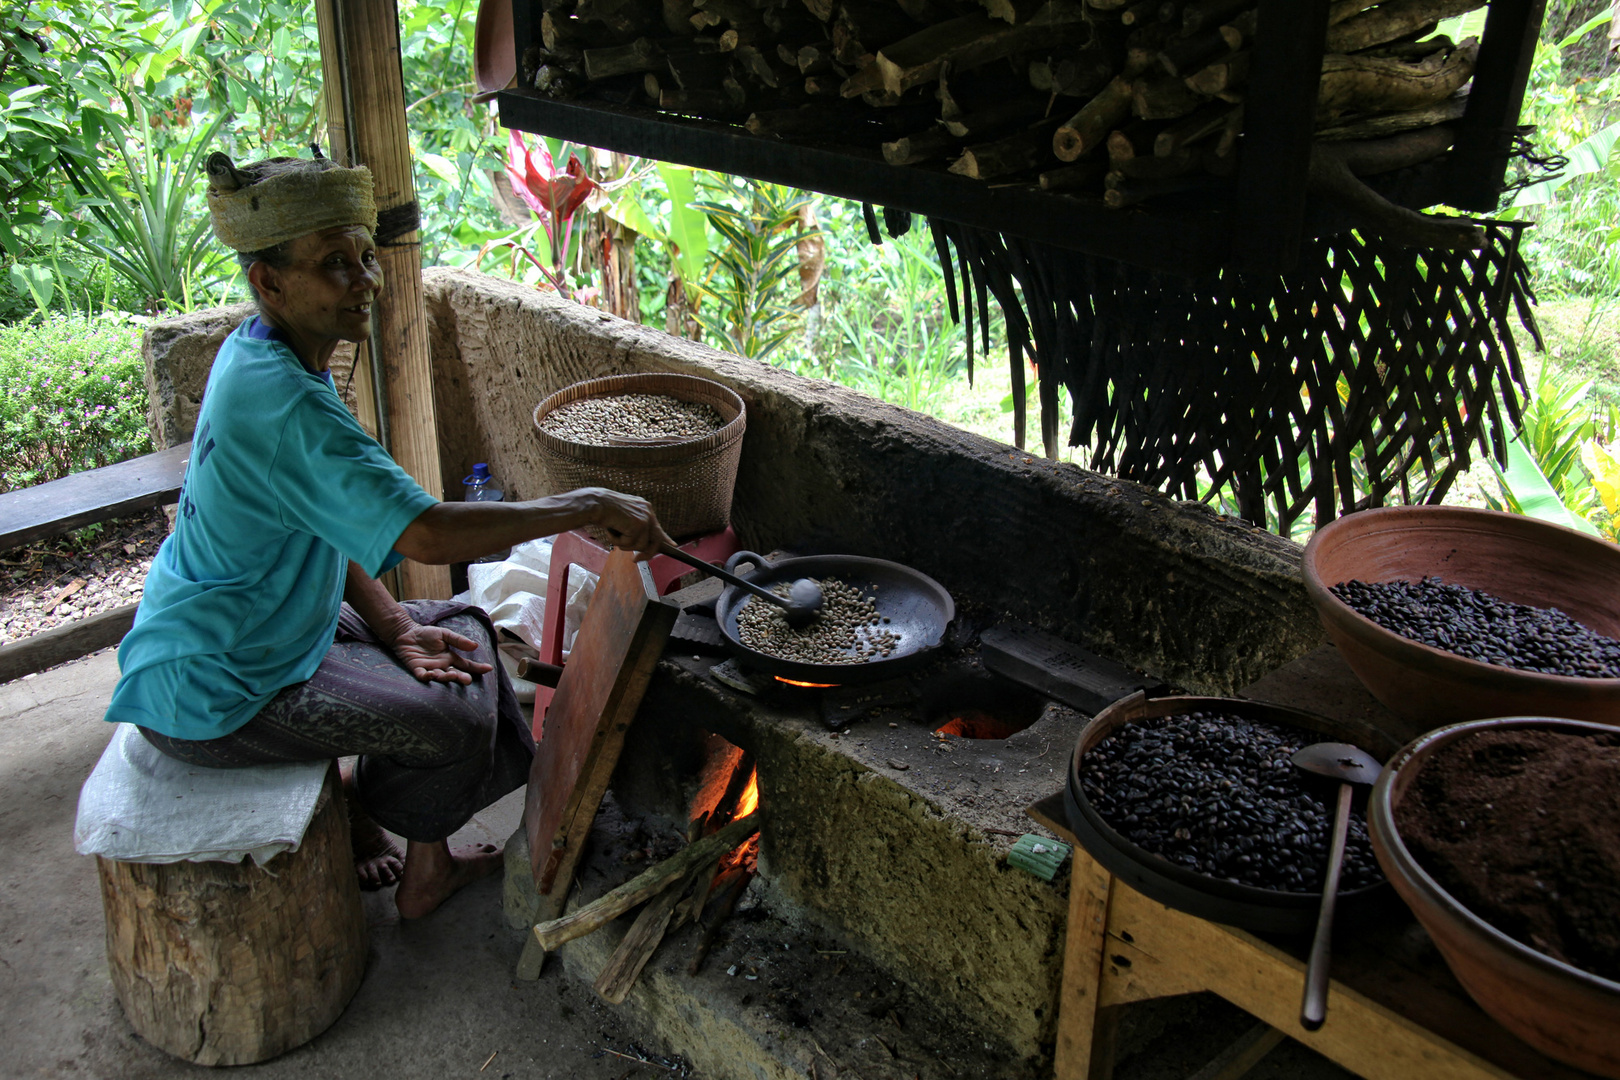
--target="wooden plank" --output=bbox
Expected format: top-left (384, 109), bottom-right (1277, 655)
top-left (982, 622), bottom-right (1166, 714)
top-left (0, 443), bottom-right (190, 552)
top-left (1055, 847), bottom-right (1116, 1079)
top-left (0, 603), bottom-right (138, 683)
top-left (1188, 1021), bottom-right (1286, 1080)
top-left (1229, 0), bottom-right (1330, 272)
top-left (1099, 883), bottom-right (1533, 1080)
top-left (315, 0), bottom-right (451, 602)
top-left (525, 549), bottom-right (679, 899)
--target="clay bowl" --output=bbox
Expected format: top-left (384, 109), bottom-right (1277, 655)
top-left (472, 0), bottom-right (516, 103)
top-left (1303, 505), bottom-right (1620, 726)
top-left (1369, 717), bottom-right (1620, 1078)
top-left (1065, 694), bottom-right (1399, 935)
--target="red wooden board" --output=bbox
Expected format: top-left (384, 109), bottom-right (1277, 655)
top-left (525, 549), bottom-right (678, 896)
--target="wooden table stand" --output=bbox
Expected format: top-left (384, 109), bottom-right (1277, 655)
top-left (1030, 791), bottom-right (1591, 1080)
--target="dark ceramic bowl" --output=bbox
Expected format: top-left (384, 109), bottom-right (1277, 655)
top-left (1369, 717), bottom-right (1620, 1078)
top-left (1065, 694), bottom-right (1398, 935)
top-left (1303, 506), bottom-right (1620, 726)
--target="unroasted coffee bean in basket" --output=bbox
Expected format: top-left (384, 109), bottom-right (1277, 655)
top-left (736, 578), bottom-right (900, 665)
top-left (1332, 576), bottom-right (1620, 678)
top-left (539, 393), bottom-right (725, 444)
top-left (1079, 711), bottom-right (1383, 893)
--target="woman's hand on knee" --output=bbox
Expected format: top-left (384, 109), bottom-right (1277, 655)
top-left (388, 624), bottom-right (494, 685)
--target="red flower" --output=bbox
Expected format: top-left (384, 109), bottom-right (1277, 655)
top-left (506, 130), bottom-right (596, 223)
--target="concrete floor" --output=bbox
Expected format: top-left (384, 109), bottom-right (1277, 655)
top-left (0, 651), bottom-right (675, 1080)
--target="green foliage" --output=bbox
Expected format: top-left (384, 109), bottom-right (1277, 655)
top-left (59, 108), bottom-right (230, 314)
top-left (689, 178), bottom-right (816, 360)
top-left (0, 314), bottom-right (150, 492)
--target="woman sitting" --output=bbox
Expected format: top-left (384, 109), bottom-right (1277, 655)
top-left (104, 151), bottom-right (672, 917)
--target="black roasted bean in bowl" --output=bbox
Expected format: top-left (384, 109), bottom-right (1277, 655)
top-left (1065, 694), bottom-right (1401, 934)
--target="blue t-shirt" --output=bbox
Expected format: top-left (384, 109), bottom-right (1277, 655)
top-left (106, 318), bottom-right (439, 740)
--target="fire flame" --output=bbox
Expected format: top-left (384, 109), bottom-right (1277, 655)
top-left (736, 766), bottom-right (760, 818)
top-left (775, 676), bottom-right (839, 688)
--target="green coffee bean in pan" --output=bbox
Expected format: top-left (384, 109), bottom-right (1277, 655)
top-left (735, 578), bottom-right (900, 665)
top-left (539, 393), bottom-right (725, 444)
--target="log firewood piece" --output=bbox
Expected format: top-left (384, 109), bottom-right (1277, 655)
top-left (1158, 27), bottom-right (1230, 76)
top-left (884, 125), bottom-right (956, 164)
top-left (532, 813), bottom-right (761, 952)
top-left (1361, 33), bottom-right (1454, 61)
top-left (694, 0), bottom-right (765, 29)
top-left (687, 868), bottom-right (752, 975)
top-left (1214, 101), bottom-right (1243, 154)
top-left (719, 26), bottom-right (767, 50)
top-left (592, 864), bottom-right (701, 1004)
top-left (644, 71), bottom-right (663, 100)
top-left (1326, 0), bottom-right (1482, 53)
top-left (1316, 93), bottom-right (1466, 140)
top-left (1180, 0), bottom-right (1252, 36)
top-left (543, 12), bottom-right (617, 51)
top-left (1123, 22), bottom-right (1170, 76)
top-left (804, 74), bottom-right (841, 93)
top-left (1309, 127), bottom-right (1483, 248)
top-left (980, 0), bottom-right (1047, 22)
top-left (1217, 8), bottom-right (1256, 50)
top-left (1085, 0), bottom-right (1133, 9)
top-left (1106, 118), bottom-right (1166, 163)
top-left (797, 40), bottom-right (836, 71)
top-left (1316, 38), bottom-right (1477, 118)
top-left (667, 46), bottom-right (730, 88)
top-left (1154, 98), bottom-right (1235, 154)
top-left (1103, 170), bottom-right (1213, 206)
top-left (1121, 0), bottom-right (1158, 24)
top-left (576, 0), bottom-right (661, 36)
top-left (1114, 145), bottom-right (1201, 177)
top-left (839, 61), bottom-right (888, 97)
top-left (943, 96), bottom-right (1045, 137)
top-left (584, 38), bottom-right (666, 80)
top-left (664, 0), bottom-right (698, 32)
top-left (833, 0), bottom-right (921, 65)
top-left (1039, 158), bottom-right (1109, 189)
top-left (1327, 0), bottom-right (1381, 26)
top-left (1183, 48), bottom-right (1248, 94)
top-left (872, 2), bottom-right (1090, 97)
top-left (735, 44), bottom-right (787, 86)
top-left (723, 71), bottom-right (749, 103)
top-left (1054, 76), bottom-right (1132, 160)
top-left (763, 0), bottom-right (824, 37)
top-left (950, 118), bottom-right (1062, 178)
top-left (1133, 73), bottom-right (1206, 119)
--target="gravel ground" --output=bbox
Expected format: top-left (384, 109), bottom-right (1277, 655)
top-left (0, 508), bottom-right (167, 646)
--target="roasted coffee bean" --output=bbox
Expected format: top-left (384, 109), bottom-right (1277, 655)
top-left (735, 578), bottom-right (900, 665)
top-left (540, 393), bottom-right (724, 443)
top-left (1080, 711), bottom-right (1384, 893)
top-left (1332, 576), bottom-right (1620, 679)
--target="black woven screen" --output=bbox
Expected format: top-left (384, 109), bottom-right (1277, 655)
top-left (928, 219), bottom-right (1541, 533)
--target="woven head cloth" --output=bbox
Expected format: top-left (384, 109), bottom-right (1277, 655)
top-left (205, 152), bottom-right (378, 253)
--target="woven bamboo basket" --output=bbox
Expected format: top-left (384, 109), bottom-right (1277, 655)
top-left (532, 373), bottom-right (746, 541)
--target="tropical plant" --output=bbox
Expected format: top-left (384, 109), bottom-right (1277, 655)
top-left (478, 131), bottom-right (599, 300)
top-left (58, 108), bottom-right (231, 315)
top-left (689, 177), bottom-right (817, 360)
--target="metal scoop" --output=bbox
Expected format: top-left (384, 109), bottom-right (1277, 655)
top-left (658, 544), bottom-right (824, 628)
top-left (1292, 741), bottom-right (1383, 1031)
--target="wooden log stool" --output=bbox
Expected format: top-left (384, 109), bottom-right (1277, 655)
top-left (94, 762), bottom-right (367, 1065)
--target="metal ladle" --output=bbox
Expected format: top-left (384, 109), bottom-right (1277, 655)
top-left (1291, 741), bottom-right (1383, 1031)
top-left (657, 543), bottom-right (824, 628)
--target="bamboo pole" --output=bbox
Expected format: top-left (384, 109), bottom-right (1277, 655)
top-left (315, 0), bottom-right (452, 601)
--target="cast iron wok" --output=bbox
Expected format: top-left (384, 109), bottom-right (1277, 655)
top-left (713, 550), bottom-right (954, 685)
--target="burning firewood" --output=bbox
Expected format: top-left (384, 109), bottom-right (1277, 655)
top-left (531, 811), bottom-right (761, 952)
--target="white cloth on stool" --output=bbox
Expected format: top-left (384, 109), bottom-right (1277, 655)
top-left (74, 723), bottom-right (326, 865)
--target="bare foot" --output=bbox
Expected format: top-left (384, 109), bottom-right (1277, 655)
top-left (342, 765), bottom-right (403, 890)
top-left (394, 839), bottom-right (504, 919)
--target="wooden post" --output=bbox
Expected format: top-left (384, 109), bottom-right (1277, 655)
top-left (316, 0), bottom-right (452, 601)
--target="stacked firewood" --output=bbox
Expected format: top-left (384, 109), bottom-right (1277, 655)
top-left (526, 0), bottom-right (1485, 217)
